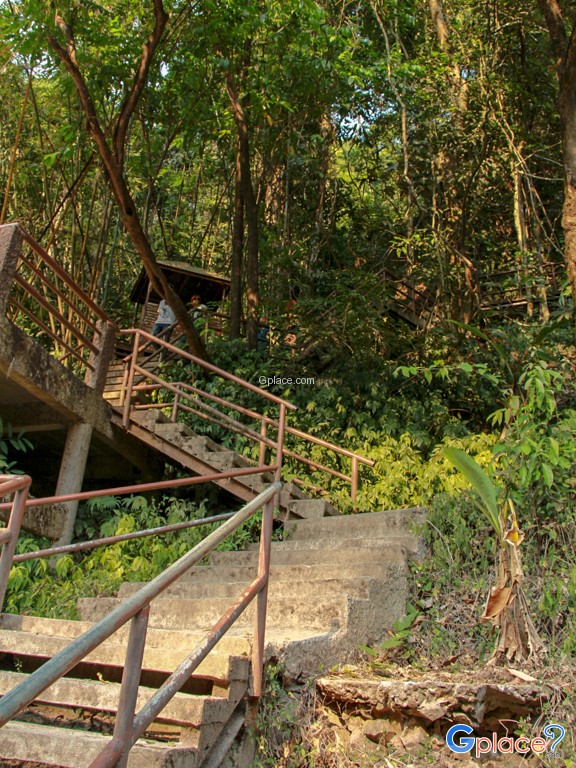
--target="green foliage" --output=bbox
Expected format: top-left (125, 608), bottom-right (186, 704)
top-left (6, 492), bottom-right (260, 618)
top-left (359, 603), bottom-right (421, 664)
top-left (250, 663), bottom-right (315, 768)
top-left (0, 418), bottom-right (33, 474)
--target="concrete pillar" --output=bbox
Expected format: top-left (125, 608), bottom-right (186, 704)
top-left (0, 223), bottom-right (22, 313)
top-left (54, 422), bottom-right (93, 547)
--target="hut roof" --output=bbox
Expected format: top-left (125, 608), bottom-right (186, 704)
top-left (130, 260), bottom-right (230, 305)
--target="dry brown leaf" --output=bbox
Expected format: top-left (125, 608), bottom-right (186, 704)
top-left (482, 585), bottom-right (513, 621)
top-left (507, 667), bottom-right (538, 682)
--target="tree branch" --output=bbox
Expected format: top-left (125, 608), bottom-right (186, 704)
top-left (113, 0), bottom-right (169, 169)
top-left (47, 33), bottom-right (123, 205)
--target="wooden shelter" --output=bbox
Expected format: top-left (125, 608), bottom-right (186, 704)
top-left (130, 260), bottom-right (230, 334)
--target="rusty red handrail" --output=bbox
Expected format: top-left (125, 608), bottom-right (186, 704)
top-left (0, 464), bottom-right (278, 514)
top-left (3, 225), bottom-right (116, 380)
top-left (0, 480), bottom-right (280, 767)
top-left (21, 231), bottom-right (111, 324)
top-left (0, 474), bottom-right (31, 611)
top-left (118, 329), bottom-right (373, 503)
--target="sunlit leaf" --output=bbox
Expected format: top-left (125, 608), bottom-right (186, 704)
top-left (444, 447), bottom-right (501, 538)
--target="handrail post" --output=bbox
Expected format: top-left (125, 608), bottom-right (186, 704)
top-left (90, 605), bottom-right (150, 768)
top-left (251, 497), bottom-right (274, 699)
top-left (258, 420), bottom-right (268, 467)
top-left (114, 606), bottom-right (150, 768)
top-left (119, 358), bottom-right (129, 407)
top-left (274, 404), bottom-right (287, 486)
top-left (0, 476), bottom-right (30, 613)
top-left (351, 456), bottom-right (359, 512)
top-left (171, 391), bottom-right (180, 422)
top-left (123, 331), bottom-right (140, 428)
top-left (84, 318), bottom-right (116, 394)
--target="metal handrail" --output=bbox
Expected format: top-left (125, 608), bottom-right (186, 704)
top-left (21, 231), bottom-right (111, 324)
top-left (120, 328), bottom-right (293, 489)
top-left (0, 481), bottom-right (281, 767)
top-left (121, 328), bottom-right (295, 410)
top-left (0, 464), bottom-right (279, 516)
top-left (11, 511), bottom-right (235, 563)
top-left (118, 329), bottom-right (373, 502)
top-left (4, 225), bottom-right (117, 378)
top-left (0, 474), bottom-right (31, 611)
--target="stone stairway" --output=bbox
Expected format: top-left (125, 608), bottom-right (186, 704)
top-left (0, 505), bottom-right (424, 766)
top-left (111, 408), bottom-right (339, 519)
top-left (0, 613), bottom-right (252, 767)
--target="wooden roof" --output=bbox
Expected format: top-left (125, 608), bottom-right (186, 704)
top-left (130, 261), bottom-right (230, 305)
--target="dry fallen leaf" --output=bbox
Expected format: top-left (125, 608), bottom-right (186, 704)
top-left (506, 667), bottom-right (538, 682)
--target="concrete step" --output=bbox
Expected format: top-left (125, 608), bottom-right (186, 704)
top-left (0, 613), bottom-right (251, 661)
top-left (287, 499), bottom-right (340, 518)
top-left (209, 543), bottom-right (408, 568)
top-left (194, 450), bottom-right (253, 470)
top-left (284, 507), bottom-right (427, 541)
top-left (152, 421), bottom-right (200, 448)
top-left (179, 561), bottom-right (402, 584)
top-left (78, 594), bottom-right (346, 633)
top-left (132, 409), bottom-right (171, 429)
top-left (0, 628), bottom-right (246, 684)
top-left (117, 576), bottom-right (370, 602)
top-left (0, 720), bottom-right (198, 768)
top-left (247, 533), bottom-right (420, 555)
top-left (232, 470), bottom-right (276, 488)
top-left (0, 670), bottom-right (210, 727)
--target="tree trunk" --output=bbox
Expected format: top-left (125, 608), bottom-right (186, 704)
top-left (226, 70), bottom-right (259, 350)
top-left (538, 0), bottom-right (576, 309)
top-left (46, 3), bottom-right (208, 360)
top-left (230, 139), bottom-right (243, 339)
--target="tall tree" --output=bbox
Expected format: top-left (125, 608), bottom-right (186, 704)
top-left (538, 0), bottom-right (576, 309)
top-left (6, 0), bottom-right (208, 358)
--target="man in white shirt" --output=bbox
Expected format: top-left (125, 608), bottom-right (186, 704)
top-left (152, 299), bottom-right (176, 341)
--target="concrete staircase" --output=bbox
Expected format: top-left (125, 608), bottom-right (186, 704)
top-left (111, 408), bottom-right (339, 519)
top-left (0, 613), bottom-right (252, 767)
top-left (0, 505), bottom-right (424, 767)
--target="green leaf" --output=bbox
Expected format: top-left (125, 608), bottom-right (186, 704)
top-left (541, 463), bottom-right (554, 487)
top-left (444, 447), bottom-right (501, 538)
top-left (358, 644), bottom-right (378, 657)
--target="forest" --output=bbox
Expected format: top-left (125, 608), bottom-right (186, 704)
top-left (0, 0), bottom-right (575, 764)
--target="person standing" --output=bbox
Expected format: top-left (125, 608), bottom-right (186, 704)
top-left (189, 295), bottom-right (207, 324)
top-left (152, 298), bottom-right (176, 342)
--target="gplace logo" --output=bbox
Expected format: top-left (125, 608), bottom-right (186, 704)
top-left (446, 723), bottom-right (566, 759)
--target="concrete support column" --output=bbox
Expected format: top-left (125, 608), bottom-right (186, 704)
top-left (0, 223), bottom-right (22, 314)
top-left (54, 422), bottom-right (93, 547)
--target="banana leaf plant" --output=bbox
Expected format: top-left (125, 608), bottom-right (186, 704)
top-left (444, 447), bottom-right (543, 662)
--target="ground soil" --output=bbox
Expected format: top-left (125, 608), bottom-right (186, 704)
top-left (307, 660), bottom-right (574, 768)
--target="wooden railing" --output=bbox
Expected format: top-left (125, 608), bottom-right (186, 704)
top-left (478, 262), bottom-right (562, 312)
top-left (0, 223), bottom-right (117, 387)
top-left (379, 267), bottom-right (438, 329)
